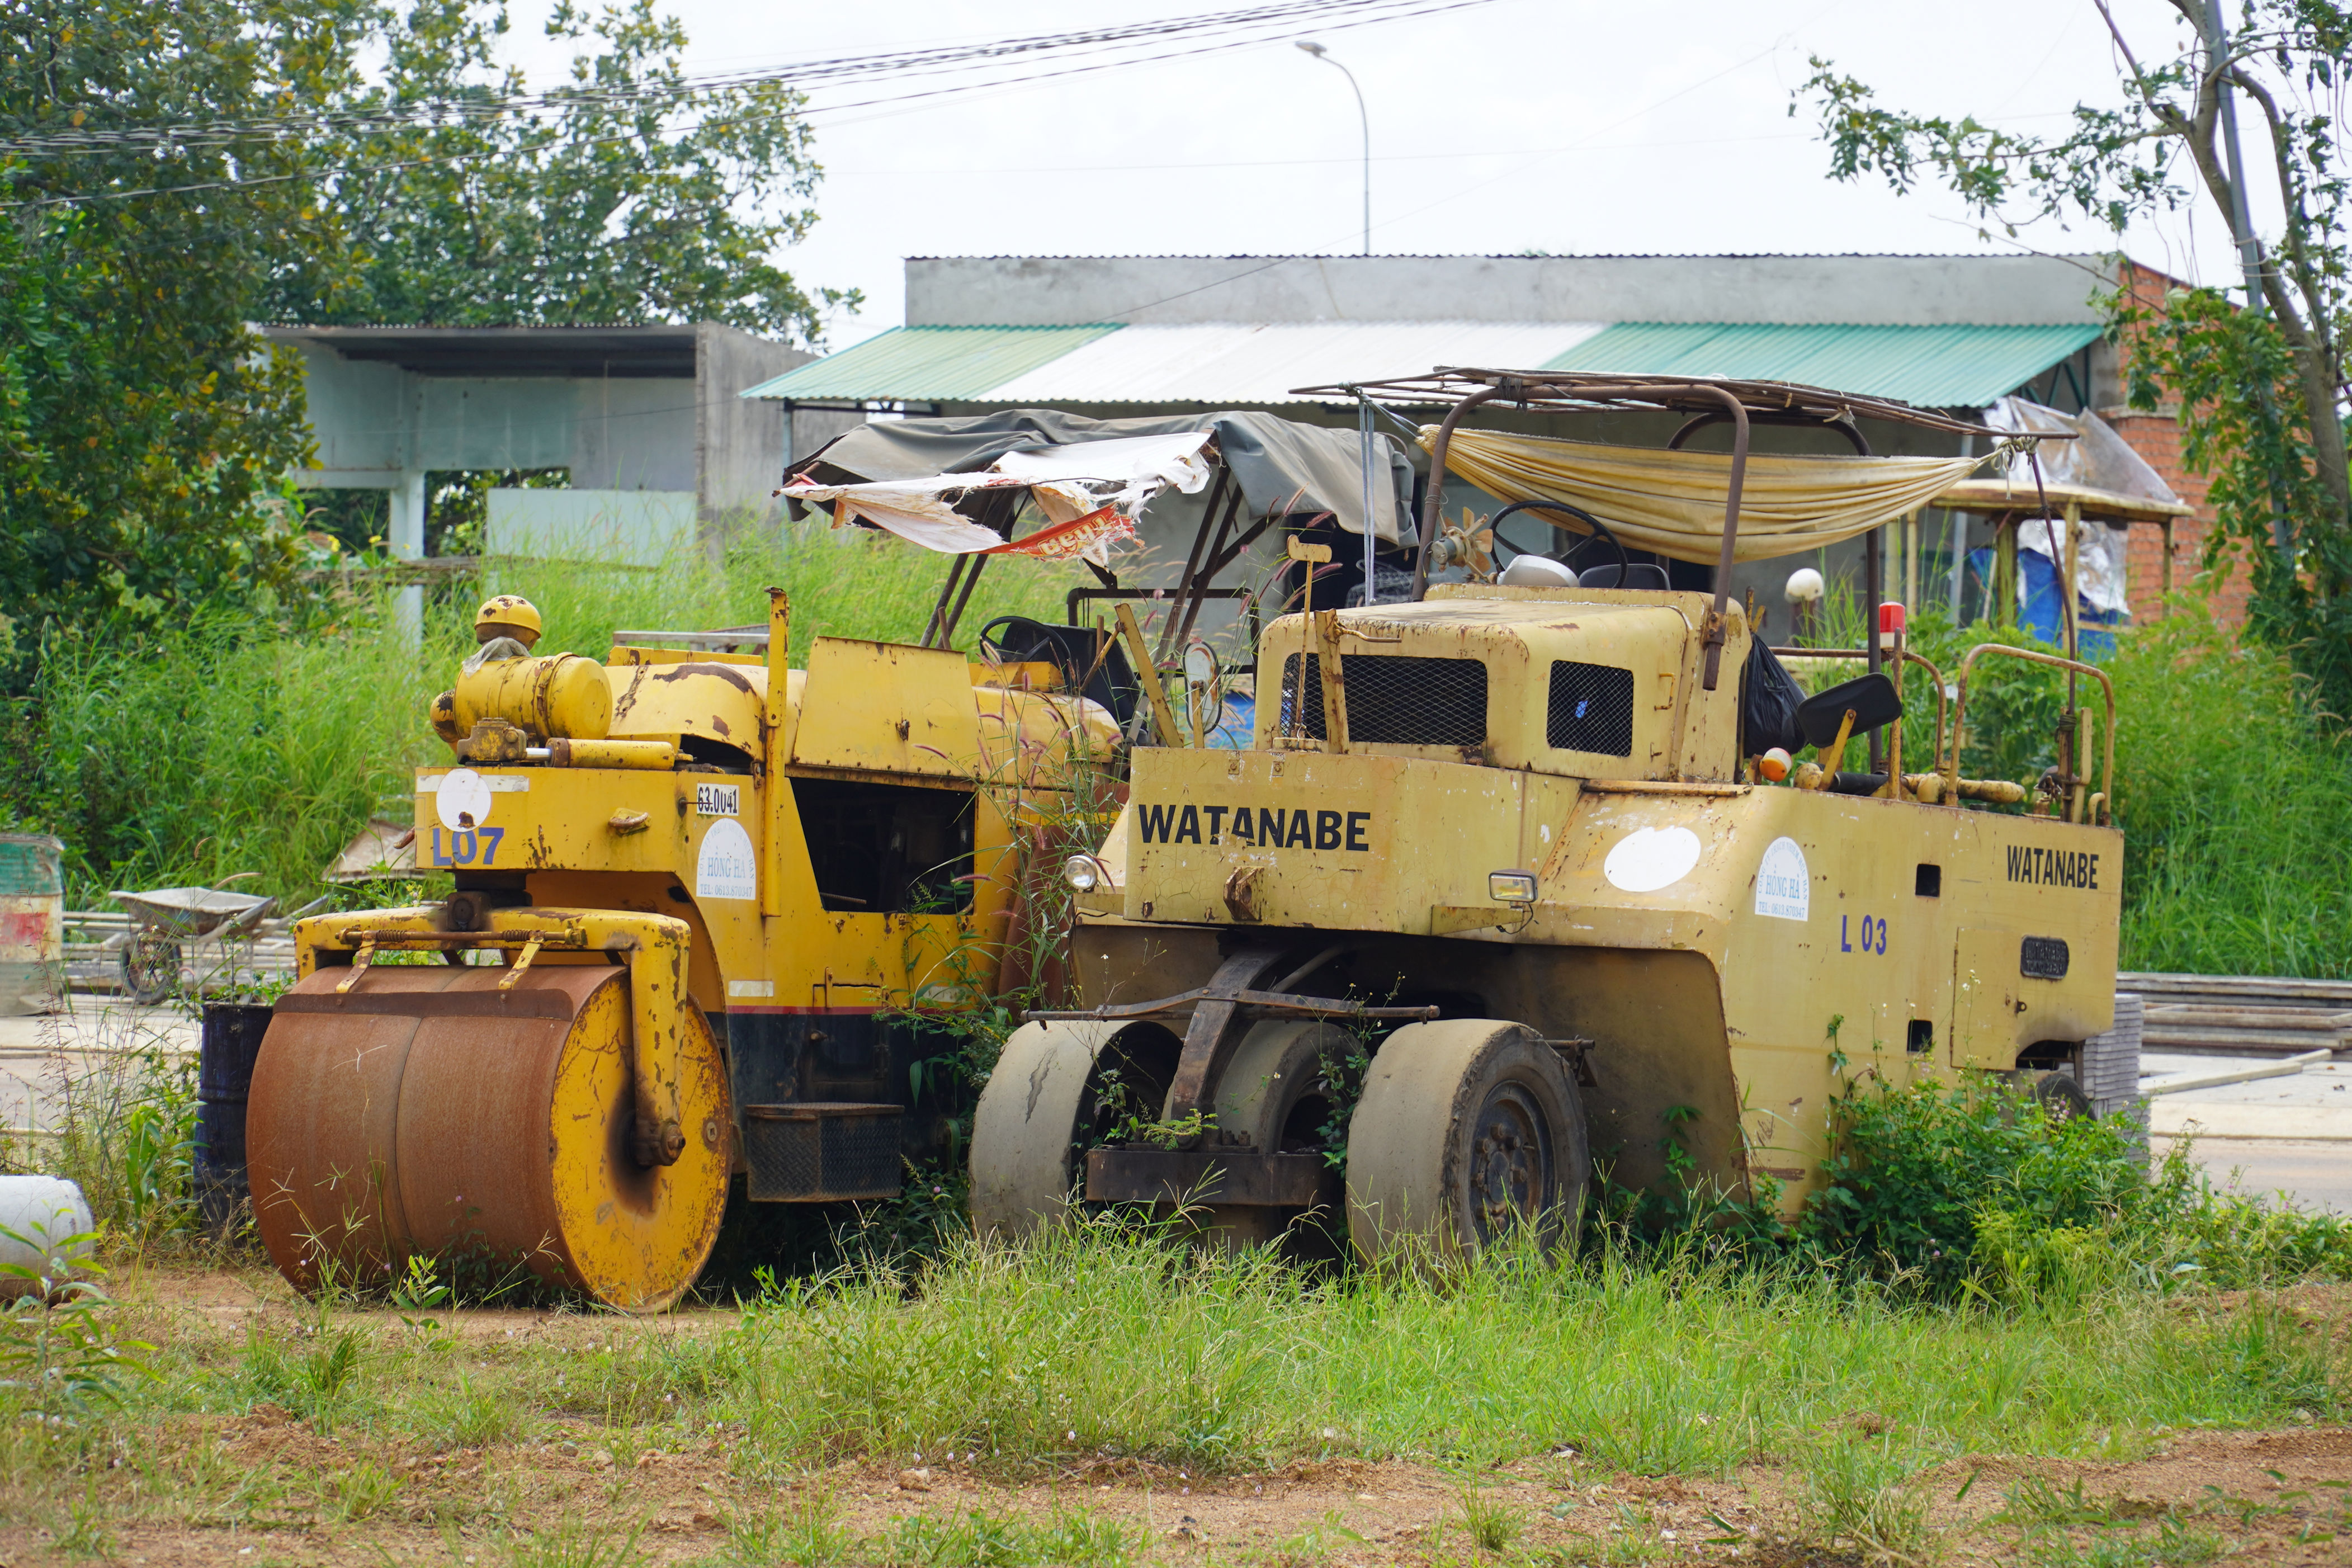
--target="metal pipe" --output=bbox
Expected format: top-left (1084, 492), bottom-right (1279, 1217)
top-left (1410, 385), bottom-right (1503, 599)
top-left (922, 556), bottom-right (967, 648)
top-left (1865, 523), bottom-right (1882, 773)
top-left (1358, 393), bottom-right (1380, 604)
top-left (1703, 387), bottom-right (1750, 692)
top-left (1169, 480), bottom-right (1246, 656)
top-left (939, 550), bottom-right (990, 649)
top-left (1945, 643), bottom-right (2115, 821)
top-left (1158, 467), bottom-right (1230, 663)
top-left (1949, 432), bottom-right (1973, 622)
top-left (1669, 409), bottom-right (1868, 454)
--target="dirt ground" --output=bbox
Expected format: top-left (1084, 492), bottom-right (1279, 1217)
top-left (5, 1266), bottom-right (2349, 1567)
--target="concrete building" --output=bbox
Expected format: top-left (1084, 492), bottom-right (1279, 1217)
top-left (268, 322), bottom-right (809, 566)
top-left (748, 253), bottom-right (2221, 628)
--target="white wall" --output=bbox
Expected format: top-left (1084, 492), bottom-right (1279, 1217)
top-left (485, 489), bottom-right (697, 568)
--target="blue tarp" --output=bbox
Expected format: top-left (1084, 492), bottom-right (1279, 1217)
top-left (1965, 548), bottom-right (2124, 661)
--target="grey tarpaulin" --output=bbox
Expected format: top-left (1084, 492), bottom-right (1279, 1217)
top-left (790, 409), bottom-right (1416, 543)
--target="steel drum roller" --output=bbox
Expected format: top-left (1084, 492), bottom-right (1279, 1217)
top-left (248, 965), bottom-right (728, 1312)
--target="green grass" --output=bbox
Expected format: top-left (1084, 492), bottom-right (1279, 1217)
top-left (118, 1225), bottom-right (2350, 1476)
top-left (0, 1218), bottom-right (2344, 1561)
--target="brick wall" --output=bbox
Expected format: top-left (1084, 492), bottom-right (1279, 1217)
top-left (2103, 259), bottom-right (2251, 626)
top-left (2103, 410), bottom-right (2252, 625)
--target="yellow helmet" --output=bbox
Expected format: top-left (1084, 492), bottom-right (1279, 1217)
top-left (474, 594), bottom-right (542, 646)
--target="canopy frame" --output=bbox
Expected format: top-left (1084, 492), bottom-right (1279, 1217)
top-left (787, 411), bottom-right (1406, 660)
top-left (1288, 367), bottom-right (2031, 695)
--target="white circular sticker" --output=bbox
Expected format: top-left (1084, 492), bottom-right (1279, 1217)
top-left (1603, 825), bottom-right (1702, 893)
top-left (436, 767), bottom-right (493, 832)
top-left (696, 818), bottom-right (758, 901)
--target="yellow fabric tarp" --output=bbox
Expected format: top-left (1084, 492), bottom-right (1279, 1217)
top-left (1421, 427), bottom-right (1992, 564)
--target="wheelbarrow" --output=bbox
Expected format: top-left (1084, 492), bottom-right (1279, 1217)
top-left (105, 879), bottom-right (328, 1005)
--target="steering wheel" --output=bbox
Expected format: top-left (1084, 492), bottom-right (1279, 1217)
top-left (1485, 499), bottom-right (1630, 587)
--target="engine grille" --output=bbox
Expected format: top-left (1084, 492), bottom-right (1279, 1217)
top-left (741, 1103), bottom-right (903, 1201)
top-left (1547, 660), bottom-right (1635, 757)
top-left (1276, 654), bottom-right (1488, 747)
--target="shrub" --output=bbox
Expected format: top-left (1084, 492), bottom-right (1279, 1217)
top-left (1794, 1077), bottom-right (2157, 1292)
top-left (1789, 1074), bottom-right (2352, 1297)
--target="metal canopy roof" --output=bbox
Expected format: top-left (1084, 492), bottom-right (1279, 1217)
top-left (1292, 368), bottom-right (2013, 438)
top-left (1542, 322), bottom-right (2103, 409)
top-left (983, 322), bottom-right (1605, 404)
top-left (744, 319), bottom-right (2101, 411)
top-left (740, 324), bottom-right (1120, 402)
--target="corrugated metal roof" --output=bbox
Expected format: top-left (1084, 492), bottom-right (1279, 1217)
top-left (1542, 322), bottom-right (2103, 409)
top-left (908, 252), bottom-right (2109, 263)
top-left (746, 318), bottom-right (2103, 410)
top-left (739, 324), bottom-right (1121, 401)
top-left (984, 322), bottom-right (1606, 404)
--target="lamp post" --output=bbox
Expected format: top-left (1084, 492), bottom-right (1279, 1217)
top-left (1295, 40), bottom-right (1369, 256)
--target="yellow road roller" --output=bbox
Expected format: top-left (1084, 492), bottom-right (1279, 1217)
top-left (971, 370), bottom-right (2134, 1260)
top-left (249, 591), bottom-right (1114, 1310)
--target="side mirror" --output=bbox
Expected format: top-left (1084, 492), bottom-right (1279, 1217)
top-left (1796, 672), bottom-right (1903, 749)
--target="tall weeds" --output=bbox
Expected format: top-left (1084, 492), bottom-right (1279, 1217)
top-left (3, 533), bottom-right (1083, 904)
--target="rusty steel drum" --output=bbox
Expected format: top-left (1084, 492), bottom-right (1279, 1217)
top-left (247, 965), bottom-right (729, 1312)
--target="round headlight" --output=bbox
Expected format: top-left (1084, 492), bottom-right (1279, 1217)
top-left (1063, 854), bottom-right (1101, 892)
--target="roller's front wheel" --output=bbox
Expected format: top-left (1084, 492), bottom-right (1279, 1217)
top-left (247, 965), bottom-right (730, 1312)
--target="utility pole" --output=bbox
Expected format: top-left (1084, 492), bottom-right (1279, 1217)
top-left (1295, 40), bottom-right (1369, 255)
top-left (2204, 3), bottom-right (2266, 317)
top-left (2202, 3), bottom-right (2294, 564)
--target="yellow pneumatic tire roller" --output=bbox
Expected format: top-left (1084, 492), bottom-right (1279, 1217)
top-left (247, 965), bottom-right (730, 1312)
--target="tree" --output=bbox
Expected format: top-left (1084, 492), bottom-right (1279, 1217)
top-left (263, 0), bottom-right (852, 343)
top-left (0, 1), bottom-right (365, 664)
top-left (1799, 1), bottom-right (2352, 711)
top-left (0, 0), bottom-right (847, 673)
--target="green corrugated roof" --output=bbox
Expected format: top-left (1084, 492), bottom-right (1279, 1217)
top-left (1541, 322), bottom-right (2103, 409)
top-left (741, 324), bottom-right (1125, 402)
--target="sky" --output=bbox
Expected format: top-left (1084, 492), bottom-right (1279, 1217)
top-left (501, 0), bottom-right (2263, 348)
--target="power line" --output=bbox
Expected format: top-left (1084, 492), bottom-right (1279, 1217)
top-left (0, 0), bottom-right (1468, 158)
top-left (1, 0), bottom-right (1495, 210)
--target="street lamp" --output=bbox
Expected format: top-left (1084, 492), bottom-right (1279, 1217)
top-left (1295, 40), bottom-right (1369, 256)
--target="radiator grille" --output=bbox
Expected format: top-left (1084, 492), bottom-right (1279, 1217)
top-left (742, 1103), bottom-right (902, 1201)
top-left (1276, 654), bottom-right (1487, 747)
top-left (1547, 660), bottom-right (1635, 756)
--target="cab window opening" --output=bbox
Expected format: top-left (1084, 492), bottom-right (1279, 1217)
top-left (792, 778), bottom-right (975, 914)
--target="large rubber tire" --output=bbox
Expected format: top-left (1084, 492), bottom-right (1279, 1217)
top-left (1345, 1018), bottom-right (1589, 1263)
top-left (1214, 1020), bottom-right (1353, 1151)
top-left (248, 965), bottom-right (731, 1313)
top-left (2033, 1070), bottom-right (2093, 1123)
top-left (969, 1020), bottom-right (1178, 1241)
top-left (1203, 1019), bottom-right (1354, 1251)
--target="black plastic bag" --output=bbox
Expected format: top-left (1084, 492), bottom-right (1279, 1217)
top-left (1739, 635), bottom-right (1807, 757)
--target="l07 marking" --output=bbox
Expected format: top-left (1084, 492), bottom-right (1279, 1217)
top-left (427, 825), bottom-right (505, 867)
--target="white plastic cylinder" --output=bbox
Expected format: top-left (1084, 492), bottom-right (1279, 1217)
top-left (0, 1176), bottom-right (94, 1295)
